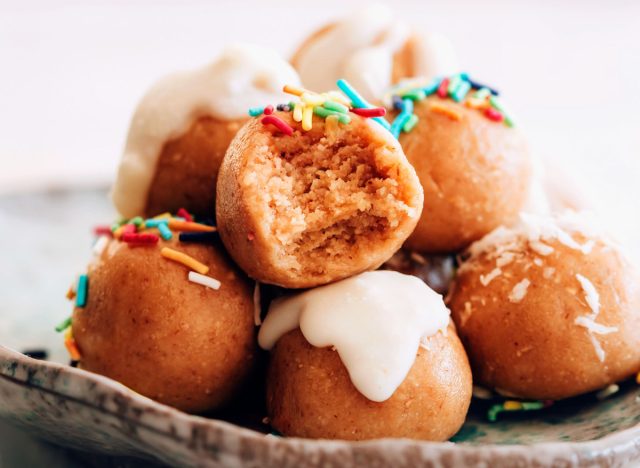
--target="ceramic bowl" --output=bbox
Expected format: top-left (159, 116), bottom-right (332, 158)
top-left (1, 190), bottom-right (639, 467)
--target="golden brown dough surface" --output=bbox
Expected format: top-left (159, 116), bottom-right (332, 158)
top-left (266, 326), bottom-right (472, 441)
top-left (216, 112), bottom-right (423, 288)
top-left (72, 238), bottom-right (257, 413)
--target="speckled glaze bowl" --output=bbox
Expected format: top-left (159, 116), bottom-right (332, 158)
top-left (1, 190), bottom-right (640, 467)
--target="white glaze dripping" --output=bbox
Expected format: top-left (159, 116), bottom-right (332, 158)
top-left (294, 4), bottom-right (458, 101)
top-left (258, 271), bottom-right (450, 402)
top-left (111, 44), bottom-right (300, 218)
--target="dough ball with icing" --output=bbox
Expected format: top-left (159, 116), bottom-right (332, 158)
top-left (258, 271), bottom-right (472, 440)
top-left (448, 212), bottom-right (640, 400)
top-left (291, 4), bottom-right (458, 103)
top-left (72, 232), bottom-right (257, 413)
top-left (216, 111), bottom-right (423, 289)
top-left (398, 94), bottom-right (532, 253)
top-left (111, 44), bottom-right (300, 219)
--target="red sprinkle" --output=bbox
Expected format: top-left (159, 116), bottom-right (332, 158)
top-left (437, 78), bottom-right (450, 98)
top-left (93, 225), bottom-right (113, 237)
top-left (485, 107), bottom-right (504, 122)
top-left (263, 105), bottom-right (274, 115)
top-left (247, 232), bottom-right (255, 241)
top-left (261, 115), bottom-right (293, 136)
top-left (177, 208), bottom-right (193, 223)
top-left (351, 107), bottom-right (386, 117)
top-left (121, 224), bottom-right (136, 235)
top-left (122, 232), bottom-right (159, 245)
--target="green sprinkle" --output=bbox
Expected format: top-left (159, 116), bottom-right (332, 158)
top-left (76, 274), bottom-right (88, 308)
top-left (110, 218), bottom-right (126, 232)
top-left (473, 87), bottom-right (491, 100)
top-left (521, 401), bottom-right (545, 410)
top-left (451, 80), bottom-right (471, 103)
top-left (489, 96), bottom-right (515, 127)
top-left (130, 216), bottom-right (143, 227)
top-left (487, 404), bottom-right (504, 422)
top-left (322, 100), bottom-right (349, 114)
top-left (401, 89), bottom-right (426, 101)
top-left (248, 107), bottom-right (264, 117)
top-left (448, 74), bottom-right (462, 95)
top-left (55, 316), bottom-right (72, 333)
top-left (313, 106), bottom-right (351, 124)
top-left (402, 114), bottom-right (419, 133)
top-left (288, 101), bottom-right (296, 110)
top-left (423, 77), bottom-right (441, 96)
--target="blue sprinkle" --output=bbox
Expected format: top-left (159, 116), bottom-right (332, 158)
top-left (392, 95), bottom-right (403, 111)
top-left (248, 107), bottom-right (264, 117)
top-left (144, 219), bottom-right (164, 228)
top-left (179, 232), bottom-right (217, 243)
top-left (467, 77), bottom-right (500, 96)
top-left (336, 79), bottom-right (391, 130)
top-left (402, 98), bottom-right (414, 115)
top-left (423, 77), bottom-right (442, 96)
top-left (76, 275), bottom-right (88, 308)
top-left (157, 222), bottom-right (173, 240)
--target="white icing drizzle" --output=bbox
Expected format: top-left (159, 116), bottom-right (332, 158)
top-left (111, 44), bottom-right (300, 217)
top-left (258, 271), bottom-right (450, 402)
top-left (574, 274), bottom-right (618, 362)
top-left (294, 4), bottom-right (457, 101)
top-left (509, 279), bottom-right (530, 303)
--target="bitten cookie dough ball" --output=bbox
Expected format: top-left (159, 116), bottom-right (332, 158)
top-left (399, 95), bottom-right (532, 253)
top-left (216, 112), bottom-right (423, 289)
top-left (72, 236), bottom-right (257, 413)
top-left (111, 44), bottom-right (300, 219)
top-left (448, 212), bottom-right (640, 400)
top-left (258, 271), bottom-right (472, 441)
top-left (291, 4), bottom-right (458, 102)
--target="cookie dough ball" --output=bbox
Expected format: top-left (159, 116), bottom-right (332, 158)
top-left (111, 44), bottom-right (300, 219)
top-left (72, 236), bottom-right (257, 413)
top-left (400, 96), bottom-right (532, 253)
top-left (267, 327), bottom-right (471, 441)
top-left (216, 112), bottom-right (423, 288)
top-left (448, 212), bottom-right (640, 400)
top-left (291, 4), bottom-right (457, 102)
top-left (258, 270), bottom-right (472, 441)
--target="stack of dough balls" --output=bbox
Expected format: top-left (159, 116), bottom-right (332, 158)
top-left (448, 212), bottom-right (640, 400)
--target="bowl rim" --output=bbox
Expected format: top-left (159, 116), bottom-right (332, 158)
top-left (2, 344), bottom-right (640, 466)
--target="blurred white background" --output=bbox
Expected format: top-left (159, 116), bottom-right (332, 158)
top-left (1, 0), bottom-right (639, 245)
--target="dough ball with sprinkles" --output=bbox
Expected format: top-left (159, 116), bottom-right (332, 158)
top-left (447, 212), bottom-right (640, 400)
top-left (216, 94), bottom-right (423, 289)
top-left (71, 222), bottom-right (257, 413)
top-left (387, 75), bottom-right (531, 253)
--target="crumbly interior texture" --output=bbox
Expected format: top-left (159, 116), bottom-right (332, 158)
top-left (246, 122), bottom-right (411, 277)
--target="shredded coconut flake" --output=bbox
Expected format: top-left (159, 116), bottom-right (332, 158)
top-left (576, 274), bottom-right (600, 316)
top-left (543, 267), bottom-right (556, 279)
top-left (508, 279), bottom-right (530, 303)
top-left (574, 316), bottom-right (618, 335)
top-left (480, 268), bottom-right (502, 286)
top-left (529, 240), bottom-right (554, 256)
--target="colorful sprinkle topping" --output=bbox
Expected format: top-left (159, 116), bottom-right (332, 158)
top-left (161, 247), bottom-right (209, 275)
top-left (383, 73), bottom-right (514, 138)
top-left (64, 210), bottom-right (223, 362)
top-left (487, 399), bottom-right (553, 422)
top-left (250, 80), bottom-right (392, 137)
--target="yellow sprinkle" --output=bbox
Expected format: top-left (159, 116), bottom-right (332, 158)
top-left (161, 247), bottom-right (209, 275)
top-left (152, 212), bottom-right (173, 220)
top-left (503, 401), bottom-right (523, 411)
top-left (283, 84), bottom-right (311, 97)
top-left (465, 97), bottom-right (489, 110)
top-left (301, 92), bottom-right (325, 106)
top-left (302, 105), bottom-right (313, 131)
top-left (429, 102), bottom-right (462, 121)
top-left (64, 328), bottom-right (81, 361)
top-left (293, 102), bottom-right (303, 122)
top-left (326, 91), bottom-right (352, 107)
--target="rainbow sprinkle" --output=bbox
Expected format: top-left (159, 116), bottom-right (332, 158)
top-left (487, 400), bottom-right (553, 422)
top-left (161, 247), bottom-right (209, 275)
top-left (75, 274), bottom-right (88, 308)
top-left (383, 73), bottom-right (514, 137)
top-left (250, 80), bottom-right (392, 137)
